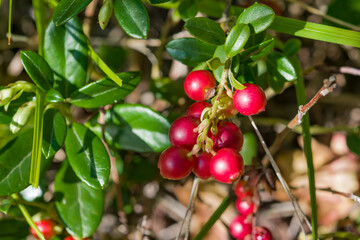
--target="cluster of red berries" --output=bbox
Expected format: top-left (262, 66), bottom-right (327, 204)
top-left (158, 70), bottom-right (266, 184)
top-left (30, 219), bottom-right (88, 240)
top-left (229, 181), bottom-right (272, 240)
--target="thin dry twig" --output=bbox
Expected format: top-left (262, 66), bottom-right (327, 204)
top-left (249, 116), bottom-right (312, 239)
top-left (288, 76), bottom-right (337, 129)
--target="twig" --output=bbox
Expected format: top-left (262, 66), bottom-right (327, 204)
top-left (288, 76), bottom-right (337, 129)
top-left (83, 0), bottom-right (98, 37)
top-left (340, 66), bottom-right (360, 76)
top-left (175, 176), bottom-right (200, 240)
top-left (286, 0), bottom-right (360, 31)
top-left (249, 116), bottom-right (312, 239)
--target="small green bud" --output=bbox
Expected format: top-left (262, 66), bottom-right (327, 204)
top-left (98, 0), bottom-right (113, 30)
top-left (10, 101), bottom-right (36, 134)
top-left (0, 88), bottom-right (15, 107)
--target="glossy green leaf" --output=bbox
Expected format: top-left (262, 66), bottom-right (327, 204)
top-left (229, 72), bottom-right (245, 90)
top-left (55, 161), bottom-right (104, 238)
top-left (0, 130), bottom-right (51, 196)
top-left (283, 38), bottom-right (302, 57)
top-left (0, 199), bottom-right (13, 214)
top-left (347, 134), bottom-right (360, 155)
top-left (225, 24), bottom-right (250, 57)
top-left (239, 38), bottom-right (274, 62)
top-left (65, 123), bottom-right (110, 189)
top-left (179, 0), bottom-right (198, 20)
top-left (213, 45), bottom-right (226, 81)
top-left (52, 0), bottom-right (92, 26)
top-left (267, 72), bottom-right (284, 93)
top-left (185, 17), bottom-right (225, 45)
top-left (46, 89), bottom-right (64, 103)
top-left (104, 104), bottom-right (171, 152)
top-left (0, 219), bottom-right (29, 239)
top-left (42, 109), bottom-right (67, 159)
top-left (113, 0), bottom-right (149, 39)
top-left (166, 38), bottom-right (216, 67)
top-left (237, 3), bottom-right (275, 34)
top-left (20, 51), bottom-right (54, 92)
top-left (267, 51), bottom-right (296, 81)
top-left (70, 71), bottom-right (141, 108)
top-left (44, 18), bottom-right (88, 98)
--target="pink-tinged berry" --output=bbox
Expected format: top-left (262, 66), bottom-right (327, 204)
top-left (229, 215), bottom-right (252, 239)
top-left (193, 152), bottom-right (212, 179)
top-left (234, 180), bottom-right (253, 198)
top-left (211, 121), bottom-right (244, 151)
top-left (158, 146), bottom-right (194, 180)
top-left (184, 70), bottom-right (216, 101)
top-left (169, 116), bottom-right (200, 149)
top-left (30, 219), bottom-right (56, 240)
top-left (236, 198), bottom-right (255, 215)
top-left (253, 226), bottom-right (273, 240)
top-left (233, 83), bottom-right (266, 116)
top-left (186, 101), bottom-right (212, 119)
top-left (209, 148), bottom-right (244, 184)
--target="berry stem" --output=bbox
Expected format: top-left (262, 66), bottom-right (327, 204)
top-left (11, 193), bottom-right (46, 240)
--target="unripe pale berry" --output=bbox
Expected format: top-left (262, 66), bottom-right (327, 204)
top-left (169, 116), bottom-right (200, 149)
top-left (211, 121), bottom-right (243, 151)
top-left (158, 146), bottom-right (194, 180)
top-left (186, 101), bottom-right (212, 119)
top-left (229, 215), bottom-right (252, 239)
top-left (234, 180), bottom-right (253, 198)
top-left (184, 70), bottom-right (216, 101)
top-left (193, 152), bottom-right (212, 179)
top-left (209, 148), bottom-right (244, 184)
top-left (233, 83), bottom-right (266, 116)
top-left (218, 95), bottom-right (237, 119)
top-left (253, 226), bottom-right (273, 240)
top-left (236, 198), bottom-right (255, 215)
top-left (30, 219), bottom-right (56, 240)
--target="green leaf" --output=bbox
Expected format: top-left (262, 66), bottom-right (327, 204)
top-left (239, 38), bottom-right (274, 62)
top-left (213, 45), bottom-right (226, 81)
top-left (206, 57), bottom-right (224, 71)
top-left (150, 77), bottom-right (185, 104)
top-left (113, 0), bottom-right (149, 39)
top-left (0, 199), bottom-right (13, 214)
top-left (44, 18), bottom-right (88, 98)
top-left (0, 219), bottom-right (29, 239)
top-left (240, 132), bottom-right (258, 166)
top-left (150, 0), bottom-right (172, 3)
top-left (0, 130), bottom-right (51, 196)
top-left (224, 24), bottom-right (250, 57)
top-left (52, 0), bottom-right (92, 26)
top-left (237, 3), bottom-right (275, 34)
top-left (179, 0), bottom-right (198, 21)
top-left (70, 71), bottom-right (141, 108)
top-left (324, 0), bottom-right (360, 28)
top-left (20, 51), bottom-right (54, 92)
top-left (46, 89), bottom-right (64, 103)
top-left (283, 38), bottom-right (302, 57)
top-left (42, 109), bottom-right (67, 159)
top-left (185, 17), bottom-right (225, 45)
top-left (55, 161), bottom-right (104, 238)
top-left (166, 38), bottom-right (216, 67)
top-left (229, 72), bottom-right (245, 90)
top-left (103, 104), bottom-right (171, 152)
top-left (347, 134), bottom-right (360, 155)
top-left (65, 123), bottom-right (110, 189)
top-left (267, 51), bottom-right (296, 81)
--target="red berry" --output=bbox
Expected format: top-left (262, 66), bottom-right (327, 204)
top-left (30, 219), bottom-right (56, 240)
top-left (186, 101), bottom-right (212, 119)
top-left (184, 70), bottom-right (216, 101)
top-left (158, 146), bottom-right (194, 180)
top-left (233, 83), bottom-right (266, 116)
top-left (211, 121), bottom-right (243, 151)
top-left (64, 237), bottom-right (89, 240)
top-left (209, 148), bottom-right (244, 184)
top-left (229, 215), bottom-right (252, 239)
top-left (236, 198), bottom-right (255, 215)
top-left (193, 152), bottom-right (212, 179)
top-left (218, 95), bottom-right (237, 119)
top-left (169, 116), bottom-right (200, 149)
top-left (234, 180), bottom-right (252, 198)
top-left (253, 226), bottom-right (273, 240)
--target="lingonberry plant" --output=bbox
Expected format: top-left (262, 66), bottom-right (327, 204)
top-left (1, 0), bottom-right (360, 239)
